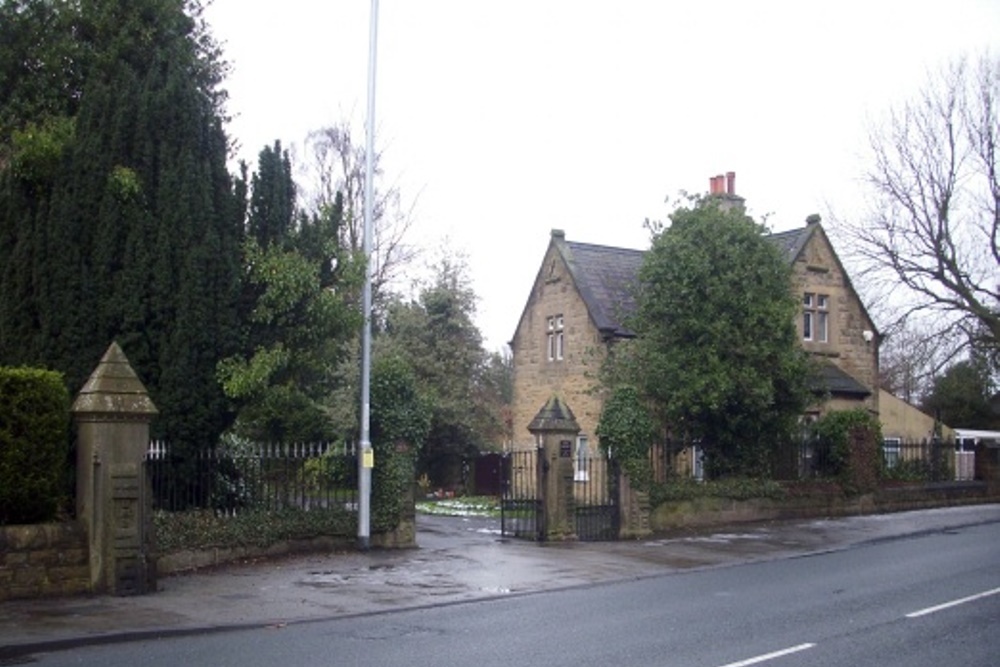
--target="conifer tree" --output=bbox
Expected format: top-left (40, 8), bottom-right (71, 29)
top-left (0, 0), bottom-right (242, 453)
top-left (218, 143), bottom-right (363, 442)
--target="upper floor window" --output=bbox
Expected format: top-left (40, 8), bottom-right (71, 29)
top-left (547, 315), bottom-right (564, 361)
top-left (803, 293), bottom-right (829, 343)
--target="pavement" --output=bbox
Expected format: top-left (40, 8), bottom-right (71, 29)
top-left (2, 504), bottom-right (999, 659)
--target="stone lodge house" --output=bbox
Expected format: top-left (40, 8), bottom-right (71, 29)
top-left (509, 175), bottom-right (881, 470)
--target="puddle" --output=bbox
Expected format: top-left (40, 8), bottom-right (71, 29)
top-left (479, 586), bottom-right (511, 594)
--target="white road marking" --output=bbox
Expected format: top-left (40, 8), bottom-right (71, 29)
top-left (906, 586), bottom-right (1000, 619)
top-left (716, 643), bottom-right (816, 667)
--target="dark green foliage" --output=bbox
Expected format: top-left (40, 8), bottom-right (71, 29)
top-left (248, 141), bottom-right (295, 248)
top-left (921, 358), bottom-right (997, 429)
top-left (9, 116), bottom-right (76, 184)
top-left (650, 477), bottom-right (787, 506)
top-left (377, 258), bottom-right (504, 488)
top-left (0, 0), bottom-right (242, 457)
top-left (153, 507), bottom-right (356, 552)
top-left (0, 367), bottom-right (70, 524)
top-left (219, 147), bottom-right (363, 442)
top-left (810, 409), bottom-right (883, 494)
top-left (621, 197), bottom-right (815, 478)
top-left (369, 354), bottom-right (432, 531)
top-left (0, 0), bottom-right (88, 146)
top-left (596, 385), bottom-right (655, 491)
top-left (370, 354), bottom-right (432, 454)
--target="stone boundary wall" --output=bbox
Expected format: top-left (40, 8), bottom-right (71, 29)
top-left (0, 516), bottom-right (416, 598)
top-left (0, 522), bottom-right (90, 602)
top-left (649, 482), bottom-right (1000, 532)
top-left (155, 516), bottom-right (416, 577)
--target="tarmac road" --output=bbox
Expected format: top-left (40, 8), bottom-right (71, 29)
top-left (1, 504), bottom-right (998, 660)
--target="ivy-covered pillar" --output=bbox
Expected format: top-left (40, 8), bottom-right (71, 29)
top-left (527, 396), bottom-right (579, 541)
top-left (72, 342), bottom-right (158, 595)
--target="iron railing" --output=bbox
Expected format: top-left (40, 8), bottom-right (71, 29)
top-left (652, 438), bottom-right (968, 483)
top-left (146, 440), bottom-right (358, 515)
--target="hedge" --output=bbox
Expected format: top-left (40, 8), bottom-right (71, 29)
top-left (0, 367), bottom-right (70, 524)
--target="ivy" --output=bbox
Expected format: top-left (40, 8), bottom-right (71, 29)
top-left (153, 507), bottom-right (355, 552)
top-left (651, 477), bottom-right (787, 505)
top-left (810, 409), bottom-right (883, 494)
top-left (369, 354), bottom-right (432, 531)
top-left (596, 385), bottom-right (655, 492)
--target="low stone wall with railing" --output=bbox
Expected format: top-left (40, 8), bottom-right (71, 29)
top-left (147, 440), bottom-right (415, 575)
top-left (649, 480), bottom-right (999, 532)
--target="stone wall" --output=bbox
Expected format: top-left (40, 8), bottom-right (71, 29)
top-left (155, 517), bottom-right (416, 576)
top-left (649, 482), bottom-right (999, 533)
top-left (0, 522), bottom-right (90, 602)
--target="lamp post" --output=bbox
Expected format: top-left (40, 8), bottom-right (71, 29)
top-left (358, 0), bottom-right (379, 551)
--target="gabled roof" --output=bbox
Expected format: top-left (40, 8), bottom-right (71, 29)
top-left (556, 238), bottom-right (645, 338)
top-left (767, 225), bottom-right (815, 263)
top-left (551, 226), bottom-right (814, 340)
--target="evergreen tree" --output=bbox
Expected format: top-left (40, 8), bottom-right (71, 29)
top-left (218, 145), bottom-right (364, 442)
top-left (248, 141), bottom-right (295, 248)
top-left (378, 257), bottom-right (499, 487)
top-left (0, 0), bottom-right (242, 453)
top-left (621, 196), bottom-right (815, 477)
top-left (922, 359), bottom-right (996, 430)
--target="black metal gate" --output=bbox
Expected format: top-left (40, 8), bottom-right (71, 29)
top-left (574, 453), bottom-right (620, 541)
top-left (500, 449), bottom-right (543, 540)
top-left (500, 448), bottom-right (619, 541)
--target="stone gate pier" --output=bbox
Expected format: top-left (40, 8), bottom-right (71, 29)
top-left (71, 342), bottom-right (158, 595)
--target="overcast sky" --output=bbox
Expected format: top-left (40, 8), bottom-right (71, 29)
top-left (204, 0), bottom-right (999, 352)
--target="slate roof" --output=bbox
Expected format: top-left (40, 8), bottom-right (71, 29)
top-left (559, 240), bottom-right (645, 338)
top-left (767, 226), bottom-right (815, 263)
top-left (814, 363), bottom-right (872, 398)
top-left (555, 225), bottom-right (815, 340)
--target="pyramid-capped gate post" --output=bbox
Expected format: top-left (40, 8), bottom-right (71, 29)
top-left (527, 396), bottom-right (580, 541)
top-left (71, 342), bottom-right (158, 596)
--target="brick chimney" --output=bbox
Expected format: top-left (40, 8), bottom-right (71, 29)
top-left (707, 170), bottom-right (745, 211)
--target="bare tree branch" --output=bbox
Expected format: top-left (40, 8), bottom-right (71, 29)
top-left (300, 120), bottom-right (419, 312)
top-left (834, 56), bottom-right (1000, 362)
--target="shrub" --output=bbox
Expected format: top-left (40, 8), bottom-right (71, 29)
top-left (153, 507), bottom-right (355, 552)
top-left (0, 367), bottom-right (71, 524)
top-left (810, 409), bottom-right (883, 494)
top-left (650, 476), bottom-right (787, 505)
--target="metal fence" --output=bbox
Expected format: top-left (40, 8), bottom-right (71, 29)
top-left (146, 440), bottom-right (359, 515)
top-left (796, 438), bottom-right (961, 482)
top-left (652, 438), bottom-right (971, 483)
